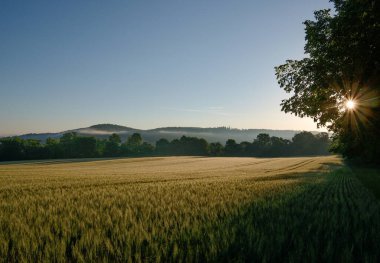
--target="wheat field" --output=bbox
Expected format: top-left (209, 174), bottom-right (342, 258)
top-left (0, 156), bottom-right (379, 262)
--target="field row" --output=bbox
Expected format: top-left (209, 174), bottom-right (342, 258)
top-left (0, 156), bottom-right (379, 262)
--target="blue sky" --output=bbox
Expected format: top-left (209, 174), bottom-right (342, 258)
top-left (0, 0), bottom-right (332, 135)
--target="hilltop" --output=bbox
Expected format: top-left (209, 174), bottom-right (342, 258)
top-left (7, 123), bottom-right (323, 144)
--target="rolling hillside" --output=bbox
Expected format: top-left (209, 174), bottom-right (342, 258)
top-left (10, 124), bottom-right (322, 144)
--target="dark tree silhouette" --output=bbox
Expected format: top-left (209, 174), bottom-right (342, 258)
top-left (209, 142), bottom-right (224, 156)
top-left (275, 0), bottom-right (380, 163)
top-left (104, 133), bottom-right (121, 157)
top-left (155, 138), bottom-right (171, 155)
top-left (124, 133), bottom-right (143, 154)
top-left (0, 132), bottom-right (331, 161)
top-left (225, 139), bottom-right (241, 156)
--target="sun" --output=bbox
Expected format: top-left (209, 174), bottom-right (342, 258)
top-left (346, 99), bottom-right (356, 110)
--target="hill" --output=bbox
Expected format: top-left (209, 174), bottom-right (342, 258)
top-left (9, 124), bottom-right (321, 143)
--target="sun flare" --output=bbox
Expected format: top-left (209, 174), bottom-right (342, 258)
top-left (346, 100), bottom-right (356, 110)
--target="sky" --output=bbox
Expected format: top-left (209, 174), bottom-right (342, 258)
top-left (0, 0), bottom-right (333, 136)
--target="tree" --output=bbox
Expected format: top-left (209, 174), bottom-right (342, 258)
top-left (239, 141), bottom-right (252, 156)
top-left (315, 132), bottom-right (330, 155)
top-left (74, 137), bottom-right (97, 158)
top-left (155, 138), bottom-right (171, 155)
top-left (170, 139), bottom-right (181, 155)
top-left (269, 136), bottom-right (290, 156)
top-left (45, 138), bottom-right (63, 158)
top-left (23, 139), bottom-right (45, 159)
top-left (178, 136), bottom-right (208, 156)
top-left (291, 131), bottom-right (318, 156)
top-left (209, 142), bottom-right (224, 156)
top-left (0, 138), bottom-right (24, 161)
top-left (139, 142), bottom-right (154, 156)
top-left (251, 133), bottom-right (271, 156)
top-left (60, 132), bottom-right (77, 158)
top-left (124, 133), bottom-right (143, 154)
top-left (104, 133), bottom-right (121, 157)
top-left (255, 134), bottom-right (271, 147)
top-left (108, 133), bottom-right (121, 144)
top-left (225, 139), bottom-right (240, 156)
top-left (275, 0), bottom-right (380, 163)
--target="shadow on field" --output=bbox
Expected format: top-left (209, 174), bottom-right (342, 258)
top-left (206, 169), bottom-right (380, 262)
top-left (349, 165), bottom-right (380, 200)
top-left (321, 161), bottom-right (343, 168)
top-left (252, 173), bottom-right (311, 182)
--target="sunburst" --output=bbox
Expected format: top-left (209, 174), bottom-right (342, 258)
top-left (345, 100), bottom-right (356, 110)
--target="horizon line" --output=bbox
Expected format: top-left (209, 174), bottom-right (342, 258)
top-left (0, 123), bottom-right (327, 137)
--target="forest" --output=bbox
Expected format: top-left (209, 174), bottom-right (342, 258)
top-left (0, 131), bottom-right (330, 161)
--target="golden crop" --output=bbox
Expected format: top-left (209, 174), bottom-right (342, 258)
top-left (0, 156), bottom-right (379, 262)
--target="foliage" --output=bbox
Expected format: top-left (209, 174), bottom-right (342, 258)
top-left (275, 0), bottom-right (380, 163)
top-left (351, 166), bottom-right (380, 199)
top-left (155, 138), bottom-right (171, 155)
top-left (124, 133), bottom-right (143, 154)
top-left (224, 139), bottom-right (241, 156)
top-left (208, 142), bottom-right (224, 156)
top-left (104, 134), bottom-right (121, 157)
top-left (0, 132), bottom-right (331, 161)
top-left (0, 157), bottom-right (379, 261)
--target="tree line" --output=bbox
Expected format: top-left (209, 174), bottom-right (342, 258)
top-left (0, 131), bottom-right (330, 161)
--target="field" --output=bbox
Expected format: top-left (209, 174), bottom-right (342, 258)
top-left (0, 156), bottom-right (379, 262)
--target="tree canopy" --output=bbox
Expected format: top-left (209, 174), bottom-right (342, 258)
top-left (275, 0), bottom-right (380, 163)
top-left (0, 132), bottom-right (330, 161)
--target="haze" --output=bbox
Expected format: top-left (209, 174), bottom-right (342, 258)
top-left (0, 0), bottom-right (332, 136)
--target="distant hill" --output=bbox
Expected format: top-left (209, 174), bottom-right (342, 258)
top-left (7, 124), bottom-right (322, 144)
top-left (80, 124), bottom-right (139, 132)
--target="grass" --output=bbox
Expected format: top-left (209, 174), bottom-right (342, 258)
top-left (351, 166), bottom-right (380, 200)
top-left (0, 156), bottom-right (379, 262)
